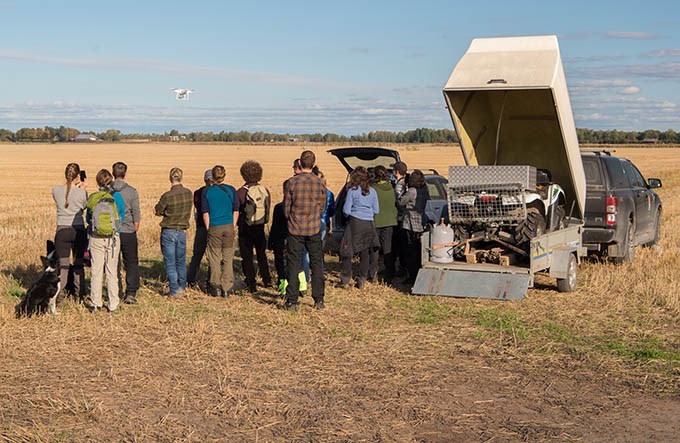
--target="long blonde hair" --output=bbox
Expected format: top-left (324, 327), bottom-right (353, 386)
top-left (64, 163), bottom-right (80, 208)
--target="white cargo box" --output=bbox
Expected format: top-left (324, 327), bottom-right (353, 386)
top-left (443, 35), bottom-right (586, 220)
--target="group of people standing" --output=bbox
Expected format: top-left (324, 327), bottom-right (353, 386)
top-left (50, 150), bottom-right (428, 313)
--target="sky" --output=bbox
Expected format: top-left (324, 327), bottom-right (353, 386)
top-left (1, 0), bottom-right (679, 134)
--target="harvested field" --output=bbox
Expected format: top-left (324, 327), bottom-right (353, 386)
top-left (0, 143), bottom-right (678, 442)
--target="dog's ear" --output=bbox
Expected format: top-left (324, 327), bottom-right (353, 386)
top-left (46, 240), bottom-right (56, 255)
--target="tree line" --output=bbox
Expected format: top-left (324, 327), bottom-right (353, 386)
top-left (0, 126), bottom-right (679, 144)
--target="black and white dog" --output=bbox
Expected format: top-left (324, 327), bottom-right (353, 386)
top-left (15, 240), bottom-right (61, 317)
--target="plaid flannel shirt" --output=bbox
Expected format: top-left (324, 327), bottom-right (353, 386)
top-left (154, 184), bottom-right (193, 230)
top-left (284, 172), bottom-right (326, 236)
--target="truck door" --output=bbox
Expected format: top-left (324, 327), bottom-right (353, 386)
top-left (621, 160), bottom-right (652, 241)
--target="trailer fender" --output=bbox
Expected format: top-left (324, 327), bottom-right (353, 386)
top-left (549, 247), bottom-right (578, 279)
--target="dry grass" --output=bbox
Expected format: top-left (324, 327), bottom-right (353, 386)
top-left (0, 143), bottom-right (678, 442)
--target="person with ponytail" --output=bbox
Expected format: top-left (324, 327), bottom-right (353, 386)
top-left (337, 166), bottom-right (380, 289)
top-left (51, 162), bottom-right (88, 305)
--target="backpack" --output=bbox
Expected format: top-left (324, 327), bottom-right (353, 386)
top-left (243, 184), bottom-right (269, 226)
top-left (88, 190), bottom-right (121, 237)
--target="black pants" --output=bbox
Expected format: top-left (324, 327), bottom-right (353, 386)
top-left (285, 233), bottom-right (324, 305)
top-left (118, 232), bottom-right (140, 297)
top-left (376, 226), bottom-right (395, 280)
top-left (341, 247), bottom-right (378, 284)
top-left (272, 241), bottom-right (286, 282)
top-left (238, 224), bottom-right (272, 287)
top-left (404, 230), bottom-right (422, 280)
top-left (392, 226), bottom-right (408, 273)
top-left (54, 225), bottom-right (87, 299)
top-left (187, 225), bottom-right (208, 284)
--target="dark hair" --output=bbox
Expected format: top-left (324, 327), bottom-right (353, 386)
top-left (240, 160), bottom-right (263, 184)
top-left (408, 169), bottom-right (426, 188)
top-left (300, 150), bottom-right (315, 169)
top-left (212, 165), bottom-right (226, 183)
top-left (112, 162), bottom-right (127, 179)
top-left (373, 165), bottom-right (388, 182)
top-left (348, 166), bottom-right (371, 196)
top-left (64, 163), bottom-right (80, 208)
top-left (96, 169), bottom-right (113, 189)
top-left (293, 158), bottom-right (301, 171)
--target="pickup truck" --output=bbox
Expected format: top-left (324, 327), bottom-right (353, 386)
top-left (582, 150), bottom-right (663, 263)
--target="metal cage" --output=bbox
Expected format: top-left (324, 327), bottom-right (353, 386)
top-left (448, 183), bottom-right (527, 224)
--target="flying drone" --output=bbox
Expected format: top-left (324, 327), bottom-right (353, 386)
top-left (171, 88), bottom-right (194, 100)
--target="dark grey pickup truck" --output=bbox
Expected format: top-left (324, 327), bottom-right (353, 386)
top-left (582, 150), bottom-right (662, 263)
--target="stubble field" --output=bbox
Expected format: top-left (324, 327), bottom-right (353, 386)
top-left (0, 143), bottom-right (678, 442)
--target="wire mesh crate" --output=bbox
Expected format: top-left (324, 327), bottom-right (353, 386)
top-left (448, 183), bottom-right (527, 224)
top-left (448, 165), bottom-right (537, 189)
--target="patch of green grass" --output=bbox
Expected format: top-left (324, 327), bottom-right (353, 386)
top-left (3, 277), bottom-right (24, 300)
top-left (542, 320), bottom-right (574, 343)
top-left (475, 308), bottom-right (528, 340)
top-left (414, 299), bottom-right (451, 325)
top-left (600, 338), bottom-right (680, 362)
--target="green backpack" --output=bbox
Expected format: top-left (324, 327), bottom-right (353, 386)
top-left (88, 190), bottom-right (121, 237)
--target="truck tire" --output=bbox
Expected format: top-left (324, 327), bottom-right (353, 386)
top-left (557, 253), bottom-right (577, 292)
top-left (613, 219), bottom-right (635, 264)
top-left (515, 208), bottom-right (546, 246)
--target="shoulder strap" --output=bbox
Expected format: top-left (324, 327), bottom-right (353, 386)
top-left (217, 184), bottom-right (233, 200)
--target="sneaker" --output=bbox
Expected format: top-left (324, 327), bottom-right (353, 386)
top-left (314, 300), bottom-right (325, 310)
top-left (187, 281), bottom-right (199, 289)
top-left (355, 279), bottom-right (365, 289)
top-left (208, 285), bottom-right (222, 297)
top-left (88, 306), bottom-right (100, 313)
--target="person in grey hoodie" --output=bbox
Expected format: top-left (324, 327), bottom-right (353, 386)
top-left (112, 162), bottom-right (141, 304)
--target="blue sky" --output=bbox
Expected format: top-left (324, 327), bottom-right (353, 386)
top-left (1, 0), bottom-right (679, 134)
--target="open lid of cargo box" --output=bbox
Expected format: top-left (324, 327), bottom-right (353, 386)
top-left (443, 35), bottom-right (586, 220)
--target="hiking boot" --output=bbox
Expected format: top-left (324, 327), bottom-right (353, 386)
top-left (88, 306), bottom-right (100, 314)
top-left (208, 285), bottom-right (222, 297)
top-left (314, 300), bottom-right (325, 310)
top-left (355, 279), bottom-right (365, 289)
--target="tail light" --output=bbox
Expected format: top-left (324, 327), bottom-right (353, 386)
top-left (605, 196), bottom-right (617, 225)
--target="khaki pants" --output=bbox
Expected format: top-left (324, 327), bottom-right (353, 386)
top-left (206, 224), bottom-right (235, 291)
top-left (89, 235), bottom-right (121, 311)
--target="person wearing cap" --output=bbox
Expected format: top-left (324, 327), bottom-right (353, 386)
top-left (187, 169), bottom-right (213, 289)
top-left (154, 167), bottom-right (193, 297)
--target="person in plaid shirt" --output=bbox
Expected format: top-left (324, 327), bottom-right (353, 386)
top-left (154, 167), bottom-right (193, 297)
top-left (283, 150), bottom-right (327, 310)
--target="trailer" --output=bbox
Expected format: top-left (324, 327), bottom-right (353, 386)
top-left (412, 35), bottom-right (587, 300)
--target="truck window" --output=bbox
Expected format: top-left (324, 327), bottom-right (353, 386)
top-left (603, 157), bottom-right (629, 189)
top-left (622, 161), bottom-right (646, 188)
top-left (582, 157), bottom-right (604, 186)
top-left (426, 180), bottom-right (445, 199)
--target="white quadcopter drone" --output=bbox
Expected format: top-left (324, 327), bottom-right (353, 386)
top-left (171, 88), bottom-right (194, 100)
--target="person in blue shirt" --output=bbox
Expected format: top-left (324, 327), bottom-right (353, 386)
top-left (202, 165), bottom-right (239, 297)
top-left (337, 166), bottom-right (379, 289)
top-left (85, 169), bottom-right (126, 313)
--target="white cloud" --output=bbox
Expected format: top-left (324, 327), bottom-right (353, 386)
top-left (606, 31), bottom-right (660, 40)
top-left (642, 48), bottom-right (680, 57)
top-left (621, 86), bottom-right (640, 95)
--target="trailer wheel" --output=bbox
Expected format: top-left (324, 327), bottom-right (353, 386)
top-left (557, 253), bottom-right (577, 292)
top-left (515, 208), bottom-right (546, 246)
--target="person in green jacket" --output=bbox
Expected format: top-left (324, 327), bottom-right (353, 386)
top-left (370, 165), bottom-right (398, 282)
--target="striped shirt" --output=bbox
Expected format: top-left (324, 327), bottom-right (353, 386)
top-left (284, 172), bottom-right (326, 236)
top-left (154, 184), bottom-right (193, 230)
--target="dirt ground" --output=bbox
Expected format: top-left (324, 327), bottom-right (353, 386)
top-left (0, 143), bottom-right (678, 442)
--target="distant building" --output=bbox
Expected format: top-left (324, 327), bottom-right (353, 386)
top-left (640, 138), bottom-right (659, 144)
top-left (73, 134), bottom-right (99, 142)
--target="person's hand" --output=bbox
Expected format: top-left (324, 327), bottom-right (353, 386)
top-left (79, 179), bottom-right (88, 190)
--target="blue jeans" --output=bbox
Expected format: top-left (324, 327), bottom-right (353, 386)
top-left (161, 228), bottom-right (187, 295)
top-left (302, 220), bottom-right (327, 280)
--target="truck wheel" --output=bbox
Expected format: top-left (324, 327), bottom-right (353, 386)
top-left (613, 220), bottom-right (635, 264)
top-left (515, 208), bottom-right (546, 245)
top-left (557, 253), bottom-right (577, 292)
top-left (644, 209), bottom-right (661, 247)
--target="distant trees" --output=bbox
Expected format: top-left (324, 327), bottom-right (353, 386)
top-left (1, 126), bottom-right (679, 144)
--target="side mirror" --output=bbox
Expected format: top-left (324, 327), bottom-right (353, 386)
top-left (648, 178), bottom-right (662, 189)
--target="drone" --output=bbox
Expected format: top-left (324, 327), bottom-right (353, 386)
top-left (171, 88), bottom-right (194, 100)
